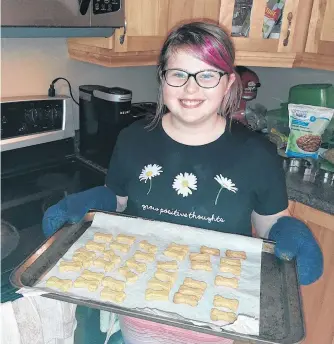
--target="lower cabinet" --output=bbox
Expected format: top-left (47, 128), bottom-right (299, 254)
top-left (291, 202), bottom-right (334, 344)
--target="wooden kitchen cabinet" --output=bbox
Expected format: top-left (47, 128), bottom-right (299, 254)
top-left (68, 0), bottom-right (170, 67)
top-left (167, 0), bottom-right (220, 30)
top-left (291, 202), bottom-right (334, 344)
top-left (68, 0), bottom-right (221, 67)
top-left (305, 0), bottom-right (334, 55)
top-left (220, 0), bottom-right (313, 53)
top-left (67, 0), bottom-right (334, 70)
top-left (299, 0), bottom-right (334, 70)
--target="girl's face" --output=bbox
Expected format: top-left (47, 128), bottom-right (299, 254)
top-left (162, 50), bottom-right (235, 127)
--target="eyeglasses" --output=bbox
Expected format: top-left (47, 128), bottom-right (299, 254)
top-left (162, 69), bottom-right (228, 88)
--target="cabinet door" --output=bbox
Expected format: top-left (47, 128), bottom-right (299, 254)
top-left (167, 0), bottom-right (221, 30)
top-left (219, 0), bottom-right (313, 53)
top-left (113, 0), bottom-right (169, 53)
top-left (293, 203), bottom-right (334, 344)
top-left (305, 0), bottom-right (334, 56)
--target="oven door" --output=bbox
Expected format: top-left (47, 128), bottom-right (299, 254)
top-left (1, 0), bottom-right (124, 28)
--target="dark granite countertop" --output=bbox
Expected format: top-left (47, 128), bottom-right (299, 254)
top-left (285, 168), bottom-right (334, 215)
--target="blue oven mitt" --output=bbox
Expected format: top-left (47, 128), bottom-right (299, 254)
top-left (42, 186), bottom-right (117, 237)
top-left (268, 216), bottom-right (323, 285)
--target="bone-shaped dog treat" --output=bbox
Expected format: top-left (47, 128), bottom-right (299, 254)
top-left (173, 292), bottom-right (198, 307)
top-left (210, 308), bottom-right (237, 323)
top-left (103, 252), bottom-right (121, 265)
top-left (74, 276), bottom-right (99, 292)
top-left (116, 234), bottom-right (136, 245)
top-left (59, 260), bottom-right (82, 272)
top-left (110, 242), bottom-right (131, 253)
top-left (94, 232), bottom-right (113, 243)
top-left (155, 269), bottom-right (177, 283)
top-left (163, 249), bottom-right (186, 261)
top-left (168, 243), bottom-right (189, 254)
top-left (189, 253), bottom-right (210, 262)
top-left (225, 250), bottom-right (247, 260)
top-left (85, 240), bottom-right (106, 252)
top-left (81, 269), bottom-right (105, 282)
top-left (101, 254), bottom-right (121, 268)
top-left (125, 258), bottom-right (147, 273)
top-left (93, 258), bottom-right (115, 272)
top-left (147, 277), bottom-right (172, 291)
top-left (178, 285), bottom-right (204, 299)
top-left (74, 248), bottom-right (96, 260)
top-left (156, 260), bottom-right (178, 270)
top-left (100, 287), bottom-right (126, 303)
top-left (183, 278), bottom-right (207, 291)
top-left (118, 267), bottom-right (138, 283)
top-left (102, 277), bottom-right (125, 291)
top-left (118, 266), bottom-right (129, 276)
top-left (104, 249), bottom-right (116, 260)
top-left (145, 288), bottom-right (169, 301)
top-left (72, 253), bottom-right (91, 263)
top-left (134, 251), bottom-right (155, 262)
top-left (110, 255), bottom-right (121, 266)
top-left (139, 240), bottom-right (158, 254)
top-left (213, 295), bottom-right (239, 312)
top-left (82, 259), bottom-right (94, 269)
top-left (46, 277), bottom-right (72, 292)
top-left (191, 260), bottom-right (212, 271)
top-left (200, 246), bottom-right (220, 256)
top-left (215, 276), bottom-right (239, 289)
top-left (219, 264), bottom-right (241, 276)
top-left (220, 257), bottom-right (241, 267)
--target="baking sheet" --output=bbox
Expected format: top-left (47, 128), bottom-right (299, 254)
top-left (30, 212), bottom-right (263, 335)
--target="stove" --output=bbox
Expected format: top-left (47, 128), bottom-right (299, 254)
top-left (1, 96), bottom-right (106, 303)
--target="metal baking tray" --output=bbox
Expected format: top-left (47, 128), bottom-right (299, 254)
top-left (10, 211), bottom-right (305, 344)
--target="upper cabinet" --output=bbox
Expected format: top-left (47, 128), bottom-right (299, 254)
top-left (167, 0), bottom-right (220, 29)
top-left (112, 0), bottom-right (169, 54)
top-left (220, 0), bottom-right (313, 53)
top-left (67, 0), bottom-right (334, 70)
top-left (300, 0), bottom-right (334, 70)
top-left (305, 0), bottom-right (334, 55)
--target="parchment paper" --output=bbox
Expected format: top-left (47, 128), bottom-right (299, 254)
top-left (31, 212), bottom-right (263, 335)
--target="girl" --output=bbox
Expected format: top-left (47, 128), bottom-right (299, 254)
top-left (44, 21), bottom-right (323, 344)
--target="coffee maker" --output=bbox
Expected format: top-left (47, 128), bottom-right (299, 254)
top-left (79, 85), bottom-right (131, 168)
top-left (79, 85), bottom-right (157, 168)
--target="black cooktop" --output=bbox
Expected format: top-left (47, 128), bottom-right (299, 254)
top-left (1, 156), bottom-right (106, 302)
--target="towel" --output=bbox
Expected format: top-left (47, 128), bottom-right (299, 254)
top-left (1, 296), bottom-right (77, 344)
top-left (1, 301), bottom-right (21, 344)
top-left (100, 310), bottom-right (121, 344)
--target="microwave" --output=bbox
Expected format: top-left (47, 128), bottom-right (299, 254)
top-left (1, 0), bottom-right (125, 38)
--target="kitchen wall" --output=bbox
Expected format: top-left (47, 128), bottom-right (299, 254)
top-left (1, 38), bottom-right (159, 101)
top-left (250, 67), bottom-right (334, 110)
top-left (1, 38), bottom-right (159, 129)
top-left (1, 38), bottom-right (334, 113)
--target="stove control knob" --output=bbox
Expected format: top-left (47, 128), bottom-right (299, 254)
top-left (2, 115), bottom-right (8, 124)
top-left (25, 108), bottom-right (38, 124)
top-left (18, 123), bottom-right (28, 135)
top-left (44, 106), bottom-right (54, 124)
top-left (52, 106), bottom-right (62, 124)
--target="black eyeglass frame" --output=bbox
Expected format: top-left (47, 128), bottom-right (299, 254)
top-left (162, 68), bottom-right (229, 89)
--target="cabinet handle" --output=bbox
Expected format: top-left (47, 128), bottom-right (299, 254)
top-left (119, 19), bottom-right (127, 45)
top-left (283, 12), bottom-right (293, 47)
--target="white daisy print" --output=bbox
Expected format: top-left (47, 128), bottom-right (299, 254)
top-left (172, 172), bottom-right (197, 197)
top-left (214, 174), bottom-right (238, 205)
top-left (139, 164), bottom-right (163, 195)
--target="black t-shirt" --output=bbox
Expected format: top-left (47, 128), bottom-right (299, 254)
top-left (106, 119), bottom-right (288, 236)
